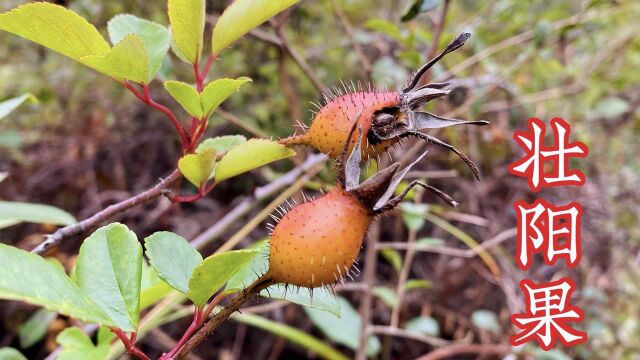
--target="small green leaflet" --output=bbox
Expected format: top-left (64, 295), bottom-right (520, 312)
top-left (0, 201), bottom-right (76, 230)
top-left (187, 250), bottom-right (260, 307)
top-left (75, 223), bottom-right (142, 332)
top-left (196, 135), bottom-right (246, 154)
top-left (215, 139), bottom-right (296, 181)
top-left (81, 34), bottom-right (149, 84)
top-left (164, 81), bottom-right (202, 118)
top-left (0, 93), bottom-right (37, 121)
top-left (56, 327), bottom-right (111, 360)
top-left (305, 296), bottom-right (381, 356)
top-left (168, 0), bottom-right (205, 64)
top-left (144, 231), bottom-right (203, 294)
top-left (178, 149), bottom-right (217, 187)
top-left (212, 0), bottom-right (301, 54)
top-left (225, 241), bottom-right (341, 315)
top-left (201, 77), bottom-right (252, 116)
top-left (261, 285), bottom-right (341, 316)
top-left (165, 77), bottom-right (251, 119)
top-left (107, 14), bottom-right (171, 83)
top-left (0, 348), bottom-right (27, 360)
top-left (18, 309), bottom-right (57, 348)
top-left (405, 316), bottom-right (440, 336)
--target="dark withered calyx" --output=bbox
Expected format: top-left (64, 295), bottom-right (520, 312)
top-left (368, 32), bottom-right (490, 180)
top-left (339, 122), bottom-right (459, 214)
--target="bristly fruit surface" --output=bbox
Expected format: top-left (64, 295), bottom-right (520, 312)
top-left (279, 32), bottom-right (489, 179)
top-left (281, 91), bottom-right (401, 159)
top-left (267, 187), bottom-right (371, 287)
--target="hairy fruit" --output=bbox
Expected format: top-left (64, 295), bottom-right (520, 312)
top-left (268, 188), bottom-right (371, 287)
top-left (280, 32), bottom-right (489, 179)
top-left (281, 91), bottom-right (401, 159)
top-left (266, 124), bottom-right (460, 288)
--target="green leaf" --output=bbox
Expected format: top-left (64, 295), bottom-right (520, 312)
top-left (365, 19), bottom-right (403, 42)
top-left (0, 94), bottom-right (37, 121)
top-left (141, 270), bottom-right (175, 304)
top-left (81, 35), bottom-right (149, 84)
top-left (405, 279), bottom-right (432, 291)
top-left (75, 223), bottom-right (142, 332)
top-left (223, 240), bottom-right (340, 315)
top-left (96, 326), bottom-right (115, 346)
top-left (57, 327), bottom-right (110, 360)
top-left (0, 3), bottom-right (109, 63)
top-left (107, 14), bottom-right (171, 82)
top-left (594, 96), bottom-right (631, 119)
top-left (196, 135), bottom-right (246, 154)
top-left (18, 309), bottom-right (57, 348)
top-left (233, 313), bottom-right (349, 360)
top-left (471, 309), bottom-right (501, 333)
top-left (224, 240), bottom-right (270, 292)
top-left (0, 244), bottom-right (112, 325)
top-left (380, 248), bottom-right (402, 272)
top-left (168, 0), bottom-right (205, 64)
top-left (212, 0), bottom-right (301, 54)
top-left (164, 81), bottom-right (203, 118)
top-left (261, 285), bottom-right (341, 316)
top-left (187, 250), bottom-right (259, 307)
top-left (200, 77), bottom-right (252, 116)
top-left (372, 286), bottom-right (398, 308)
top-left (0, 348), bottom-right (27, 360)
top-left (400, 202), bottom-right (429, 231)
top-left (178, 149), bottom-right (217, 187)
top-left (0, 201), bottom-right (76, 228)
top-left (405, 316), bottom-right (440, 337)
top-left (304, 296), bottom-right (380, 356)
top-left (144, 232), bottom-right (203, 294)
top-left (401, 0), bottom-right (441, 22)
top-left (215, 139), bottom-right (296, 181)
top-left (415, 237), bottom-right (445, 246)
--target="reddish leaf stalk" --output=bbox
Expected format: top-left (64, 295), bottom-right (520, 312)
top-left (171, 181), bottom-right (217, 203)
top-left (123, 82), bottom-right (189, 150)
top-left (162, 307), bottom-right (204, 359)
top-left (111, 328), bottom-right (150, 360)
top-left (194, 55), bottom-right (216, 92)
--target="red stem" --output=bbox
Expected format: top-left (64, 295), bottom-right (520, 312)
top-left (202, 291), bottom-right (229, 319)
top-left (195, 55), bottom-right (216, 92)
top-left (123, 82), bottom-right (190, 151)
top-left (111, 328), bottom-right (150, 360)
top-left (171, 181), bottom-right (217, 203)
top-left (162, 307), bottom-right (203, 359)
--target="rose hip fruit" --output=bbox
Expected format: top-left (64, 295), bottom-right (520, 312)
top-left (267, 123), bottom-right (459, 288)
top-left (279, 32), bottom-right (489, 180)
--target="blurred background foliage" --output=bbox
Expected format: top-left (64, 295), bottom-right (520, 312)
top-left (1, 0), bottom-right (639, 359)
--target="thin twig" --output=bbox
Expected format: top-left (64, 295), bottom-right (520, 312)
top-left (330, 0), bottom-right (372, 80)
top-left (356, 219), bottom-right (380, 360)
top-left (437, 3), bottom-right (640, 82)
top-left (390, 190), bottom-right (424, 327)
top-left (416, 0), bottom-right (451, 87)
top-left (376, 227), bottom-right (517, 258)
top-left (215, 109), bottom-right (270, 139)
top-left (370, 325), bottom-right (449, 347)
top-left (31, 169), bottom-right (181, 254)
top-left (272, 23), bottom-right (327, 94)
